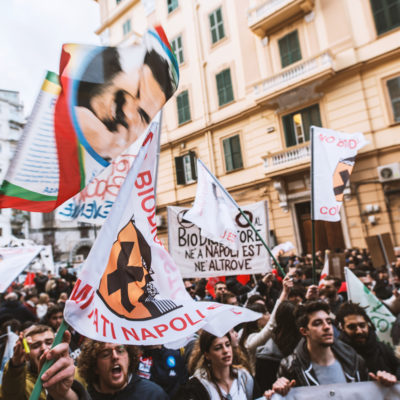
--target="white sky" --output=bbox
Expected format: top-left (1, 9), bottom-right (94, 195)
top-left (0, 0), bottom-right (101, 116)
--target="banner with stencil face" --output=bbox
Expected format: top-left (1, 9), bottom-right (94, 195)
top-left (311, 126), bottom-right (367, 222)
top-left (64, 125), bottom-right (260, 346)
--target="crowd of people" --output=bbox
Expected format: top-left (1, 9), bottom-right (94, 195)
top-left (0, 247), bottom-right (400, 399)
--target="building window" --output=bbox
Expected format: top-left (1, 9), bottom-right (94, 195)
top-left (370, 0), bottom-right (400, 35)
top-left (216, 69), bottom-right (234, 106)
top-left (122, 19), bottom-right (131, 36)
top-left (209, 7), bottom-right (225, 44)
top-left (223, 135), bottom-right (243, 172)
top-left (167, 0), bottom-right (178, 14)
top-left (175, 151), bottom-right (197, 185)
top-left (80, 227), bottom-right (89, 239)
top-left (282, 104), bottom-right (321, 147)
top-left (171, 35), bottom-right (184, 64)
top-left (177, 91), bottom-right (191, 125)
top-left (278, 30), bottom-right (302, 68)
top-left (387, 76), bottom-right (400, 122)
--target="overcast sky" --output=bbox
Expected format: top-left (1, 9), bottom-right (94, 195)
top-left (0, 0), bottom-right (101, 115)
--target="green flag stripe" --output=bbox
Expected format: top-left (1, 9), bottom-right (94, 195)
top-left (0, 181), bottom-right (58, 201)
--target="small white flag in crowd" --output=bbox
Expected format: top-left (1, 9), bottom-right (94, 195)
top-left (312, 127), bottom-right (368, 222)
top-left (0, 326), bottom-right (18, 381)
top-left (184, 159), bottom-right (239, 250)
top-left (345, 267), bottom-right (395, 345)
top-left (64, 121), bottom-right (260, 346)
top-left (0, 246), bottom-right (43, 292)
top-left (319, 251), bottom-right (330, 285)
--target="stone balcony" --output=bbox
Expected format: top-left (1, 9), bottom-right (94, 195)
top-left (262, 142), bottom-right (310, 175)
top-left (252, 52), bottom-right (334, 104)
top-left (248, 0), bottom-right (315, 36)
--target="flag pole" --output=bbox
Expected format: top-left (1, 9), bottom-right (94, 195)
top-left (153, 110), bottom-right (163, 203)
top-left (311, 126), bottom-right (317, 285)
top-left (29, 320), bottom-right (69, 400)
top-left (197, 160), bottom-right (285, 277)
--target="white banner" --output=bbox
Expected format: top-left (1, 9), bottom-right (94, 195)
top-left (64, 120), bottom-right (260, 346)
top-left (345, 267), bottom-right (395, 345)
top-left (262, 381), bottom-right (400, 399)
top-left (167, 202), bottom-right (270, 278)
top-left (312, 126), bottom-right (367, 222)
top-left (185, 159), bottom-right (240, 250)
top-left (0, 246), bottom-right (43, 292)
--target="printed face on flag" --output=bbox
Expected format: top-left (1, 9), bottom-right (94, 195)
top-left (312, 127), bottom-right (368, 222)
top-left (184, 160), bottom-right (239, 250)
top-left (64, 120), bottom-right (261, 346)
top-left (73, 35), bottom-right (176, 161)
top-left (0, 26), bottom-right (179, 213)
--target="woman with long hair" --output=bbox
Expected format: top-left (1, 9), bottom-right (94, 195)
top-left (254, 300), bottom-right (301, 392)
top-left (175, 330), bottom-right (254, 400)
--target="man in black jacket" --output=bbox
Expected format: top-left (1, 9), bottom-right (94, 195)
top-left (336, 301), bottom-right (400, 379)
top-left (265, 301), bottom-right (396, 398)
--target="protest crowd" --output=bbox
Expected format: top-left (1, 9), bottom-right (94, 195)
top-left (1, 247), bottom-right (400, 400)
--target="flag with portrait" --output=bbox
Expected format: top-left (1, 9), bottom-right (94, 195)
top-left (311, 126), bottom-right (367, 222)
top-left (0, 26), bottom-right (179, 212)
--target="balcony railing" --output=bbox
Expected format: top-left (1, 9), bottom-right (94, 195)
top-left (248, 0), bottom-right (314, 36)
top-left (252, 52), bottom-right (333, 101)
top-left (263, 143), bottom-right (310, 173)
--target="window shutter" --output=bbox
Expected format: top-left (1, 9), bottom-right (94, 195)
top-left (175, 156), bottom-right (185, 185)
top-left (230, 135), bottom-right (243, 169)
top-left (223, 138), bottom-right (233, 172)
top-left (189, 151), bottom-right (197, 181)
top-left (282, 115), bottom-right (296, 147)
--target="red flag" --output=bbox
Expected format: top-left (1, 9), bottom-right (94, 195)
top-left (24, 272), bottom-right (36, 286)
top-left (236, 275), bottom-right (250, 286)
top-left (206, 276), bottom-right (226, 298)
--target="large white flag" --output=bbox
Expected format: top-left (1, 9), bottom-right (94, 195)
top-left (312, 127), bottom-right (367, 222)
top-left (184, 159), bottom-right (239, 250)
top-left (0, 246), bottom-right (43, 292)
top-left (64, 122), bottom-right (260, 346)
top-left (345, 267), bottom-right (395, 345)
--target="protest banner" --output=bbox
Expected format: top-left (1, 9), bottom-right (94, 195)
top-left (184, 159), bottom-right (240, 250)
top-left (56, 115), bottom-right (157, 225)
top-left (167, 202), bottom-right (271, 278)
top-left (311, 126), bottom-right (368, 222)
top-left (345, 267), bottom-right (395, 345)
top-left (0, 246), bottom-right (43, 292)
top-left (0, 26), bottom-right (179, 212)
top-left (263, 381), bottom-right (400, 400)
top-left (64, 120), bottom-right (260, 346)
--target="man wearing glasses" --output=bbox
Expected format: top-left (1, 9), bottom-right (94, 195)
top-left (337, 302), bottom-right (400, 380)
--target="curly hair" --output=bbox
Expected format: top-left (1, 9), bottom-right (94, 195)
top-left (187, 330), bottom-right (250, 378)
top-left (336, 301), bottom-right (374, 328)
top-left (77, 339), bottom-right (140, 385)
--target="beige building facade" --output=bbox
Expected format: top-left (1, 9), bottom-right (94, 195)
top-left (94, 0), bottom-right (400, 255)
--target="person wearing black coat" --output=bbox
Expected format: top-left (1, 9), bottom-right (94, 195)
top-left (337, 301), bottom-right (400, 379)
top-left (0, 293), bottom-right (37, 326)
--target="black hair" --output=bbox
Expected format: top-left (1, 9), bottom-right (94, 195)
top-left (295, 301), bottom-right (331, 329)
top-left (336, 301), bottom-right (373, 328)
top-left (239, 303), bottom-right (268, 348)
top-left (273, 301), bottom-right (301, 356)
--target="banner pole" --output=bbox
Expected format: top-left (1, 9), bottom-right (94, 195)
top-left (153, 110), bottom-right (163, 204)
top-left (311, 126), bottom-right (317, 285)
top-left (29, 320), bottom-right (69, 400)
